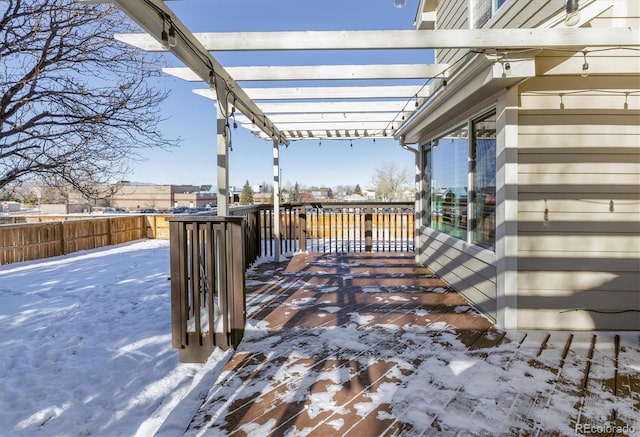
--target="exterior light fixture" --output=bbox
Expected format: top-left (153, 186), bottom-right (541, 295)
top-left (581, 50), bottom-right (589, 77)
top-left (394, 0), bottom-right (406, 8)
top-left (565, 0), bottom-right (580, 27)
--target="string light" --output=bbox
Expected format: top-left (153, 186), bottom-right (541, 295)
top-left (503, 52), bottom-right (511, 71)
top-left (565, 0), bottom-right (580, 27)
top-left (624, 92), bottom-right (629, 110)
top-left (168, 24), bottom-right (177, 47)
top-left (160, 22), bottom-right (170, 49)
top-left (581, 50), bottom-right (589, 77)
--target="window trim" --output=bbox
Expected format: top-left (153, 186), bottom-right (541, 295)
top-left (423, 106), bottom-right (497, 251)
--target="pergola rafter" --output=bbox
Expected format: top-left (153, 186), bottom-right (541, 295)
top-left (163, 64), bottom-right (450, 82)
top-left (116, 28), bottom-right (639, 51)
top-left (114, 24), bottom-right (639, 141)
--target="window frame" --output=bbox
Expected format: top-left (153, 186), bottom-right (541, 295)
top-left (423, 107), bottom-right (497, 251)
top-left (469, 0), bottom-right (507, 29)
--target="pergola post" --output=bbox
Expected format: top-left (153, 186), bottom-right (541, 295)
top-left (272, 139), bottom-right (281, 262)
top-left (216, 88), bottom-right (230, 216)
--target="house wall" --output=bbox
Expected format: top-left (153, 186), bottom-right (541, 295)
top-left (515, 75), bottom-right (640, 330)
top-left (412, 1), bottom-right (639, 330)
top-left (434, 0), bottom-right (468, 65)
top-left (434, 0), bottom-right (564, 64)
top-left (420, 228), bottom-right (498, 320)
top-left (111, 184), bottom-right (174, 210)
top-left (417, 93), bottom-right (504, 322)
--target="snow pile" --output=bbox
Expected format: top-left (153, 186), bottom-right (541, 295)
top-left (0, 240), bottom-right (231, 437)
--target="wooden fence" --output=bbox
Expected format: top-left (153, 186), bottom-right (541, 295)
top-left (0, 216), bottom-right (154, 265)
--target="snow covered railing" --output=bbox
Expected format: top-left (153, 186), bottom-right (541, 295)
top-left (168, 215), bottom-right (246, 363)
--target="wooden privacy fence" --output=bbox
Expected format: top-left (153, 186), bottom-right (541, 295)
top-left (168, 216), bottom-right (246, 363)
top-left (0, 216), bottom-right (147, 264)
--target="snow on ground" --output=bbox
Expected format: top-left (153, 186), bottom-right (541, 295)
top-left (1, 242), bottom-right (638, 436)
top-left (0, 240), bottom-right (231, 437)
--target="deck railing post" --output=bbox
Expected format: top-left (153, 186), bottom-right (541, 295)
top-left (299, 209), bottom-right (307, 252)
top-left (365, 207), bottom-right (373, 252)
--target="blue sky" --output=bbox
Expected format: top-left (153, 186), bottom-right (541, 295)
top-left (127, 0), bottom-right (433, 191)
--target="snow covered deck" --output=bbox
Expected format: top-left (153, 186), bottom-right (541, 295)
top-left (185, 252), bottom-right (639, 436)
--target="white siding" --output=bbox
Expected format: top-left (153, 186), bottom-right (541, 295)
top-left (516, 75), bottom-right (640, 330)
top-left (420, 228), bottom-right (497, 320)
top-left (435, 0), bottom-right (468, 65)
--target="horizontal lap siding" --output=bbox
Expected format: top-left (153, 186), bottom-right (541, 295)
top-left (435, 0), bottom-right (467, 64)
top-left (421, 228), bottom-right (497, 320)
top-left (517, 79), bottom-right (640, 330)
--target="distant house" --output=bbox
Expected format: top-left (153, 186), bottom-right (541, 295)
top-left (310, 187), bottom-right (333, 200)
top-left (397, 0), bottom-right (639, 330)
top-left (343, 194), bottom-right (367, 202)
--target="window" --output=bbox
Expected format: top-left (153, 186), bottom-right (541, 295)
top-left (428, 124), bottom-right (469, 241)
top-left (425, 111), bottom-right (497, 251)
top-left (470, 0), bottom-right (507, 28)
top-left (471, 112), bottom-right (496, 250)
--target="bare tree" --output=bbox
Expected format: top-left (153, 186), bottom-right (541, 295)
top-left (371, 161), bottom-right (411, 201)
top-left (0, 0), bottom-right (178, 196)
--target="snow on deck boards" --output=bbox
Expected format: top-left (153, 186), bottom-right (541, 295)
top-left (185, 253), bottom-right (639, 436)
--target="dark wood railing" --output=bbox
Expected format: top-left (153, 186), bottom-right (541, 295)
top-left (231, 201), bottom-right (414, 256)
top-left (168, 201), bottom-right (414, 362)
top-left (168, 216), bottom-right (246, 362)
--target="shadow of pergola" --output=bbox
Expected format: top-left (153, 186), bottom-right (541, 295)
top-left (183, 252), bottom-right (639, 436)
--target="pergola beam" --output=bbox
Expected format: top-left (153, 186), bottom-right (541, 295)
top-left (163, 64), bottom-right (450, 81)
top-left (226, 101), bottom-right (416, 114)
top-left (194, 85), bottom-right (430, 101)
top-left (244, 121), bottom-right (397, 131)
top-left (236, 112), bottom-right (402, 123)
top-left (116, 28), bottom-right (639, 52)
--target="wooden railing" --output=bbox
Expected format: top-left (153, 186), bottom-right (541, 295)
top-left (231, 202), bottom-right (415, 256)
top-left (168, 215), bottom-right (246, 362)
top-left (167, 202), bottom-right (414, 362)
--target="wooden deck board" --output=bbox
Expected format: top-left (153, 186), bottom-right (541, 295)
top-left (184, 253), bottom-right (640, 436)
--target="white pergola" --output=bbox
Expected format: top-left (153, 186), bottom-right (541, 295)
top-left (81, 0), bottom-right (638, 261)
